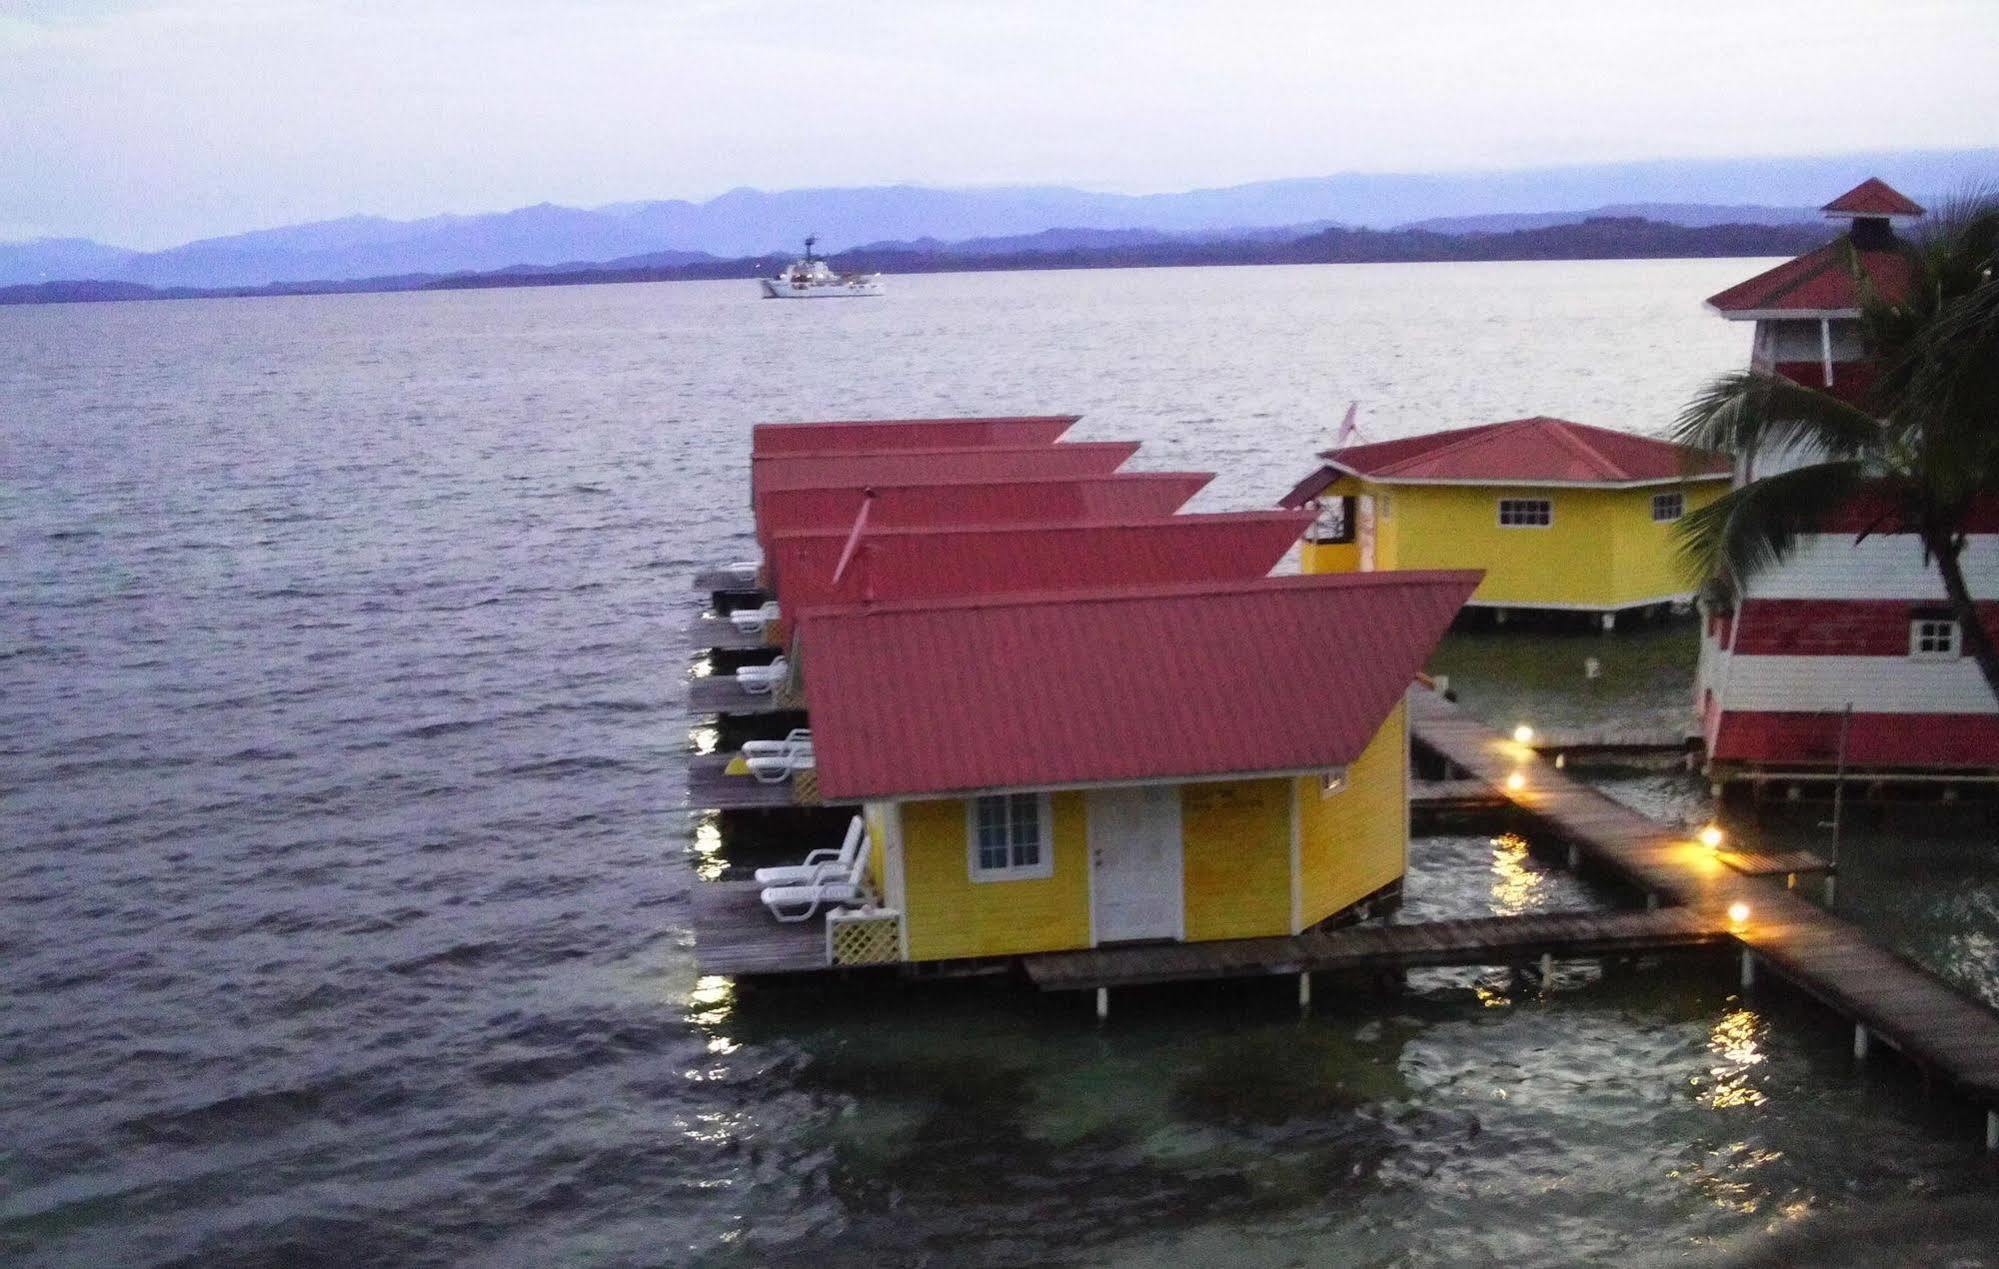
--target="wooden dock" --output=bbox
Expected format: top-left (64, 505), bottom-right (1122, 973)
top-left (691, 881), bottom-right (830, 975)
top-left (1023, 907), bottom-right (1727, 990)
top-left (687, 617), bottom-right (775, 653)
top-left (693, 567), bottom-right (767, 598)
top-left (688, 675), bottom-right (794, 716)
top-left (1408, 687), bottom-right (1999, 1113)
top-left (686, 754), bottom-right (854, 811)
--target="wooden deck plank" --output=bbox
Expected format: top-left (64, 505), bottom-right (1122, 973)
top-left (686, 617), bottom-right (775, 652)
top-left (1022, 908), bottom-right (1730, 990)
top-left (690, 881), bottom-right (831, 975)
top-left (687, 675), bottom-right (798, 716)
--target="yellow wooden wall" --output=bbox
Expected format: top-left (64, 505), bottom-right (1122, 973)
top-left (896, 791), bottom-right (1091, 961)
top-left (1179, 779), bottom-right (1293, 940)
top-left (1608, 481), bottom-right (1724, 604)
top-left (1295, 702), bottom-right (1407, 927)
top-left (1298, 475), bottom-right (1725, 609)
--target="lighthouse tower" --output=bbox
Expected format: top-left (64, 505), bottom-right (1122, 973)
top-left (1705, 177), bottom-right (1924, 408)
top-left (1694, 178), bottom-right (1999, 793)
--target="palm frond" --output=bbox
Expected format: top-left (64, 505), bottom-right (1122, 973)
top-left (1670, 370), bottom-right (1882, 467)
top-left (1674, 460), bottom-right (1871, 590)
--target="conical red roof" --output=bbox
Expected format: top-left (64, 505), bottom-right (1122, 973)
top-left (1821, 178), bottom-right (1925, 218)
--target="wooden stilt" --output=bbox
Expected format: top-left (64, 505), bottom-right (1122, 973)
top-left (1986, 1109), bottom-right (1997, 1153)
top-left (1095, 987), bottom-right (1108, 1022)
top-left (1740, 950), bottom-right (1755, 991)
top-left (1646, 892), bottom-right (1659, 911)
top-left (1539, 953), bottom-right (1554, 984)
top-left (1853, 1023), bottom-right (1870, 1062)
top-left (1298, 971), bottom-right (1312, 1015)
top-left (1566, 843), bottom-right (1581, 871)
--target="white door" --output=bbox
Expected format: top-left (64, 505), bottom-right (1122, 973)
top-left (1088, 786), bottom-right (1184, 944)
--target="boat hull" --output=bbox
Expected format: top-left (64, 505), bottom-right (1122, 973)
top-left (760, 278), bottom-right (885, 299)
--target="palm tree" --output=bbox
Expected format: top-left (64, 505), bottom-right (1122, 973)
top-left (1672, 194), bottom-right (1999, 700)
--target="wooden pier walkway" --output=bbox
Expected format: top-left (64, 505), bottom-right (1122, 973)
top-left (1407, 688), bottom-right (1999, 1111)
top-left (1023, 907), bottom-right (1727, 990)
top-left (686, 754), bottom-right (853, 811)
top-left (693, 567), bottom-right (767, 598)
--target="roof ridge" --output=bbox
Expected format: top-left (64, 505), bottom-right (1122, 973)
top-left (1538, 419), bottom-right (1629, 480)
top-left (1366, 421), bottom-right (1519, 476)
top-left (795, 569), bottom-right (1485, 621)
top-left (753, 439), bottom-right (1137, 462)
top-left (756, 413), bottom-right (1081, 429)
top-left (760, 470), bottom-right (1215, 493)
top-left (1321, 420), bottom-right (1499, 463)
top-left (767, 509), bottom-right (1312, 542)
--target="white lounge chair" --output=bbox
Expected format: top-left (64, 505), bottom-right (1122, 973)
top-left (753, 815), bottom-right (864, 887)
top-left (724, 560), bottom-right (761, 581)
top-left (761, 847), bottom-right (869, 922)
top-left (728, 602), bottom-right (779, 633)
top-left (734, 656), bottom-right (788, 695)
top-left (746, 745), bottom-right (813, 783)
top-left (740, 728), bottom-right (812, 760)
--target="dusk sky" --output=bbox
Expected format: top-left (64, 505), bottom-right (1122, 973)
top-left (6, 0), bottom-right (1999, 248)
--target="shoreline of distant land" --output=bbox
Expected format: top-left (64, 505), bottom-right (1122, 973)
top-left (0, 217), bottom-right (1833, 307)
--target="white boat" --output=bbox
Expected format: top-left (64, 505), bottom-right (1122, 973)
top-left (759, 237), bottom-right (884, 299)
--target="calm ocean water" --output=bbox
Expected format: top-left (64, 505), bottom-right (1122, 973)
top-left (4, 262), bottom-right (1997, 1266)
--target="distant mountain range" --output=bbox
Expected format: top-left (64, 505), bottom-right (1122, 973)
top-left (4, 147), bottom-right (1993, 292)
top-left (0, 216), bottom-right (1839, 307)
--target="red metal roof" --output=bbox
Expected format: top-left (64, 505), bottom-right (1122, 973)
top-left (767, 511), bottom-right (1314, 639)
top-left (1821, 178), bottom-right (1925, 218)
top-left (750, 441), bottom-right (1139, 502)
top-left (752, 415), bottom-right (1079, 454)
top-left (1292, 417), bottom-right (1728, 490)
top-left (1705, 241), bottom-right (1912, 316)
top-left (755, 472), bottom-right (1215, 544)
top-left (798, 571), bottom-right (1480, 800)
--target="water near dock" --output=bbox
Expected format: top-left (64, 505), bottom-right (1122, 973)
top-left (7, 262), bottom-right (1999, 1265)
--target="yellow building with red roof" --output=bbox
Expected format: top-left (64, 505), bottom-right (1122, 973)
top-left (1283, 416), bottom-right (1729, 627)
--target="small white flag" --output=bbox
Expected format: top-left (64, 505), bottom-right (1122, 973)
top-left (1336, 400), bottom-right (1361, 448)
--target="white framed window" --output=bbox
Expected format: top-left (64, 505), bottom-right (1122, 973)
top-left (1910, 618), bottom-right (1961, 660)
top-left (968, 793), bottom-right (1054, 881)
top-left (1497, 498), bottom-right (1553, 528)
top-left (1305, 495), bottom-right (1356, 544)
top-left (1651, 491), bottom-right (1685, 522)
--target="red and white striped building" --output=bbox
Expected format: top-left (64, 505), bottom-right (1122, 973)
top-left (1695, 179), bottom-right (1999, 784)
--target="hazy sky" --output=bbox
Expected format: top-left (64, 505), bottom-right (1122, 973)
top-left (6, 0), bottom-right (1998, 248)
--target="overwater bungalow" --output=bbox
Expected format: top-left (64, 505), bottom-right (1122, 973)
top-left (1282, 416), bottom-right (1729, 628)
top-left (735, 572), bottom-right (1477, 968)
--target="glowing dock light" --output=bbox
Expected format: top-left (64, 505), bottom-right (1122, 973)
top-left (1698, 824), bottom-right (1726, 852)
top-left (1512, 723), bottom-right (1536, 745)
top-left (1727, 901), bottom-right (1752, 925)
top-left (1505, 770), bottom-right (1527, 792)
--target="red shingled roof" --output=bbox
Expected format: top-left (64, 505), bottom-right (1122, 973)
top-left (750, 441), bottom-right (1139, 502)
top-left (799, 571), bottom-right (1480, 799)
top-left (752, 415), bottom-right (1079, 454)
top-left (1705, 241), bottom-right (1912, 316)
top-left (1287, 417), bottom-right (1728, 493)
top-left (767, 511), bottom-right (1313, 639)
top-left (755, 472), bottom-right (1214, 544)
top-left (1822, 178), bottom-right (1924, 218)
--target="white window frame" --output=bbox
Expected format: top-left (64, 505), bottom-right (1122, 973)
top-left (1651, 491), bottom-right (1685, 523)
top-left (1497, 497), bottom-right (1553, 528)
top-left (1909, 618), bottom-right (1961, 661)
top-left (966, 792), bottom-right (1055, 882)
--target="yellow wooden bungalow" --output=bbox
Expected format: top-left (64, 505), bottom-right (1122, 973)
top-left (762, 572), bottom-right (1476, 968)
top-left (1281, 417), bottom-right (1729, 628)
